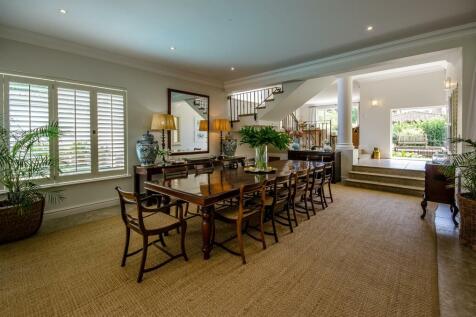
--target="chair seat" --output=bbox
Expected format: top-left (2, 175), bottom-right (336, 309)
top-left (128, 208), bottom-right (180, 230)
top-left (250, 195), bottom-right (273, 207)
top-left (215, 204), bottom-right (261, 221)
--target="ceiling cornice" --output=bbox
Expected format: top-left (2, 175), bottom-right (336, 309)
top-left (0, 25), bottom-right (224, 89)
top-left (224, 22), bottom-right (476, 92)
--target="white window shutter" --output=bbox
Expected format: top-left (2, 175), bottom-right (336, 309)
top-left (97, 92), bottom-right (125, 171)
top-left (57, 87), bottom-right (92, 175)
top-left (8, 81), bottom-right (50, 158)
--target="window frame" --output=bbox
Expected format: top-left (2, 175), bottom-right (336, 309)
top-left (1, 73), bottom-right (128, 188)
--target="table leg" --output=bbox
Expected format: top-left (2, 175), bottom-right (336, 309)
top-left (134, 170), bottom-right (141, 194)
top-left (201, 205), bottom-right (214, 260)
top-left (451, 203), bottom-right (459, 227)
top-left (420, 197), bottom-right (427, 219)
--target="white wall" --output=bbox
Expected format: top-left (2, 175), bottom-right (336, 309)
top-left (0, 37), bottom-right (226, 215)
top-left (359, 70), bottom-right (446, 158)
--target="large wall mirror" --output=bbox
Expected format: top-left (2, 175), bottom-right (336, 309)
top-left (168, 88), bottom-right (209, 155)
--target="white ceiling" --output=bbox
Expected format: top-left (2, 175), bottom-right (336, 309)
top-left (0, 0), bottom-right (475, 81)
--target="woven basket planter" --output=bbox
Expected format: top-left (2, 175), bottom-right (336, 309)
top-left (457, 194), bottom-right (476, 250)
top-left (0, 197), bottom-right (45, 244)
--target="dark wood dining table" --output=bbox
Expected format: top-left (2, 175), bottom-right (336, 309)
top-left (144, 160), bottom-right (325, 260)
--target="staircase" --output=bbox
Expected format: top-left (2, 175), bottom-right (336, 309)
top-left (344, 165), bottom-right (425, 196)
top-left (228, 85), bottom-right (283, 127)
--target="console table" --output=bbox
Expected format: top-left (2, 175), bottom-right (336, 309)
top-left (134, 156), bottom-right (246, 194)
top-left (421, 162), bottom-right (459, 226)
top-left (287, 150), bottom-right (341, 183)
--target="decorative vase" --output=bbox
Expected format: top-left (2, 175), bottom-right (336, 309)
top-left (223, 138), bottom-right (237, 157)
top-left (255, 144), bottom-right (268, 171)
top-left (291, 138), bottom-right (300, 150)
top-left (372, 147), bottom-right (381, 159)
top-left (136, 131), bottom-right (158, 166)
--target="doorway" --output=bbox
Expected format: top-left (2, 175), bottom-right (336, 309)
top-left (391, 105), bottom-right (448, 159)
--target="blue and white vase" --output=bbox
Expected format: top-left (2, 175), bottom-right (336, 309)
top-left (291, 138), bottom-right (300, 150)
top-left (136, 132), bottom-right (158, 166)
top-left (223, 138), bottom-right (238, 157)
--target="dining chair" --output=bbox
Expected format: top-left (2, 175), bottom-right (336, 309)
top-left (212, 182), bottom-right (267, 264)
top-left (162, 165), bottom-right (191, 218)
top-left (322, 162), bottom-right (334, 207)
top-left (290, 169), bottom-right (311, 223)
top-left (265, 174), bottom-right (293, 242)
top-left (311, 166), bottom-right (327, 210)
top-left (115, 187), bottom-right (188, 283)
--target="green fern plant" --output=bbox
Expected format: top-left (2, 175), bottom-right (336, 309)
top-left (0, 122), bottom-right (64, 215)
top-left (444, 138), bottom-right (476, 200)
top-left (239, 126), bottom-right (291, 150)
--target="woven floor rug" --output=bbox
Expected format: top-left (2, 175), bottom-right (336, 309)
top-left (0, 185), bottom-right (439, 316)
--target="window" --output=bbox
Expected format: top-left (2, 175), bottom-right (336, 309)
top-left (8, 81), bottom-right (50, 159)
top-left (97, 92), bottom-right (125, 171)
top-left (57, 87), bottom-right (91, 175)
top-left (2, 74), bottom-right (127, 185)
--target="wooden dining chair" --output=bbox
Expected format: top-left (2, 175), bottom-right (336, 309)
top-left (311, 166), bottom-right (327, 210)
top-left (322, 162), bottom-right (334, 207)
top-left (162, 165), bottom-right (191, 218)
top-left (115, 187), bottom-right (188, 283)
top-left (290, 169), bottom-right (311, 223)
top-left (264, 174), bottom-right (293, 242)
top-left (212, 182), bottom-right (267, 264)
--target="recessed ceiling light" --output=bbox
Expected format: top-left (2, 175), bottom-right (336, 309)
top-left (59, 9), bottom-right (67, 14)
top-left (170, 46), bottom-right (176, 51)
top-left (230, 67), bottom-right (235, 71)
top-left (366, 25), bottom-right (374, 31)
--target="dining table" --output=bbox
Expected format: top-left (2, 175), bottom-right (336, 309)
top-left (144, 159), bottom-right (326, 260)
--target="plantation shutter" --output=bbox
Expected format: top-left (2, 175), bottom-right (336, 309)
top-left (97, 92), bottom-right (125, 171)
top-left (57, 87), bottom-right (92, 175)
top-left (8, 81), bottom-right (50, 158)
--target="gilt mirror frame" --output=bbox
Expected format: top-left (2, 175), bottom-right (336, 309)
top-left (167, 88), bottom-right (210, 156)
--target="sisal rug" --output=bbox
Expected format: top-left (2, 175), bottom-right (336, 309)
top-left (0, 185), bottom-right (439, 316)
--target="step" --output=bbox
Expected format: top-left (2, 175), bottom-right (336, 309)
top-left (352, 165), bottom-right (424, 178)
top-left (344, 178), bottom-right (424, 197)
top-left (348, 171), bottom-right (425, 187)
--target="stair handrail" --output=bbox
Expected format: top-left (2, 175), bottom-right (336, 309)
top-left (228, 85), bottom-right (283, 125)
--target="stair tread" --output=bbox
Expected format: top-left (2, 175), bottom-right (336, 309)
top-left (349, 171), bottom-right (424, 181)
top-left (238, 113), bottom-right (255, 117)
top-left (352, 165), bottom-right (424, 173)
top-left (345, 178), bottom-right (424, 191)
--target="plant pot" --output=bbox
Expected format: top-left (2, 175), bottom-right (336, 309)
top-left (457, 193), bottom-right (476, 250)
top-left (255, 144), bottom-right (268, 171)
top-left (0, 197), bottom-right (45, 244)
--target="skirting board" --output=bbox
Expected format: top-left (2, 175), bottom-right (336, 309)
top-left (44, 198), bottom-right (119, 220)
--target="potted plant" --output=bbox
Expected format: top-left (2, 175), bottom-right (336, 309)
top-left (445, 138), bottom-right (476, 250)
top-left (0, 123), bottom-right (63, 244)
top-left (239, 126), bottom-right (291, 170)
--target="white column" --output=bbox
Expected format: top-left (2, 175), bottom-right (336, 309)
top-left (336, 77), bottom-right (354, 150)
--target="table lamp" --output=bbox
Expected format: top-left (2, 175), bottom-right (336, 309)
top-left (212, 118), bottom-right (231, 157)
top-left (198, 120), bottom-right (208, 132)
top-left (151, 113), bottom-right (176, 149)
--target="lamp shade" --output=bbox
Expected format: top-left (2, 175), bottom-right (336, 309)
top-left (211, 118), bottom-right (231, 132)
top-left (151, 113), bottom-right (176, 131)
top-left (198, 120), bottom-right (208, 131)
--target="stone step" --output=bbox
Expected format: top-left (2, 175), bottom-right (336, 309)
top-left (352, 165), bottom-right (425, 178)
top-left (344, 178), bottom-right (424, 197)
top-left (348, 171), bottom-right (425, 187)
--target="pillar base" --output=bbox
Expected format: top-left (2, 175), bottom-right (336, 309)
top-left (335, 143), bottom-right (354, 151)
